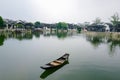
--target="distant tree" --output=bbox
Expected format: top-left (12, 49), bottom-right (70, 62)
top-left (34, 21), bottom-right (41, 28)
top-left (0, 16), bottom-right (4, 28)
top-left (77, 27), bottom-right (81, 32)
top-left (110, 13), bottom-right (120, 27)
top-left (93, 17), bottom-right (101, 25)
top-left (56, 22), bottom-right (68, 30)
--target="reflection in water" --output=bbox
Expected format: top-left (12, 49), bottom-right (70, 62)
top-left (86, 36), bottom-right (103, 47)
top-left (0, 31), bottom-right (34, 41)
top-left (0, 31), bottom-right (75, 42)
top-left (108, 39), bottom-right (120, 56)
top-left (56, 31), bottom-right (67, 39)
top-left (0, 31), bottom-right (120, 56)
top-left (33, 31), bottom-right (42, 38)
top-left (85, 32), bottom-right (120, 56)
top-left (108, 39), bottom-right (120, 48)
top-left (40, 61), bottom-right (69, 79)
top-left (15, 32), bottom-right (33, 40)
top-left (0, 35), bottom-right (5, 46)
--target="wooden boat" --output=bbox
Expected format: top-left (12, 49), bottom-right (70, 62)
top-left (40, 53), bottom-right (69, 69)
top-left (40, 61), bottom-right (69, 79)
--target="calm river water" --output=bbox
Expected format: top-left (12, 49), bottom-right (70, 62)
top-left (0, 31), bottom-right (120, 80)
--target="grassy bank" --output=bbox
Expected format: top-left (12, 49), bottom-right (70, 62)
top-left (83, 31), bottom-right (120, 40)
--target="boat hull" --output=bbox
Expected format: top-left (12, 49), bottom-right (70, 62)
top-left (40, 53), bottom-right (69, 70)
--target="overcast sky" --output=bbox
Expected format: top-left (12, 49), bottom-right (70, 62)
top-left (0, 0), bottom-right (120, 23)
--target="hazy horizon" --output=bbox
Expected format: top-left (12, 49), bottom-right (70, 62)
top-left (0, 0), bottom-right (120, 23)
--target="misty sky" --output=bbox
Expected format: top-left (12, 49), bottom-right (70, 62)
top-left (0, 0), bottom-right (120, 23)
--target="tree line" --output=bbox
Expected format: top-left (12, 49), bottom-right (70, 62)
top-left (0, 16), bottom-right (79, 31)
top-left (0, 12), bottom-right (120, 31)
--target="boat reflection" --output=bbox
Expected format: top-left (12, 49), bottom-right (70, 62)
top-left (40, 61), bottom-right (69, 79)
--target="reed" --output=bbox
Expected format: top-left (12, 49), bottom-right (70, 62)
top-left (83, 31), bottom-right (120, 40)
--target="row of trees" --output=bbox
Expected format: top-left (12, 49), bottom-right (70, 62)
top-left (0, 17), bottom-right (72, 31)
top-left (14, 21), bottom-right (41, 29)
top-left (91, 13), bottom-right (120, 32)
top-left (93, 13), bottom-right (120, 27)
top-left (0, 16), bottom-right (69, 30)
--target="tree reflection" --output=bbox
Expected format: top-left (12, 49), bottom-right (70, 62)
top-left (0, 35), bottom-right (5, 46)
top-left (1, 31), bottom-right (120, 56)
top-left (56, 31), bottom-right (67, 39)
top-left (86, 35), bottom-right (103, 47)
top-left (85, 32), bottom-right (120, 56)
top-left (107, 39), bottom-right (120, 56)
top-left (0, 31), bottom-right (75, 43)
top-left (13, 32), bottom-right (33, 40)
top-left (108, 39), bottom-right (120, 47)
top-left (33, 31), bottom-right (41, 38)
top-left (42, 31), bottom-right (70, 39)
top-left (0, 32), bottom-right (34, 41)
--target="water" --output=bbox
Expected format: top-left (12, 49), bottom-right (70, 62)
top-left (0, 31), bottom-right (120, 80)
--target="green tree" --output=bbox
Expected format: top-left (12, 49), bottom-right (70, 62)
top-left (77, 27), bottom-right (81, 32)
top-left (34, 21), bottom-right (41, 28)
top-left (0, 16), bottom-right (4, 28)
top-left (110, 13), bottom-right (120, 27)
top-left (56, 22), bottom-right (68, 30)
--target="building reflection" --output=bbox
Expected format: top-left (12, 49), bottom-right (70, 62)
top-left (0, 31), bottom-right (76, 46)
top-left (0, 31), bottom-right (120, 56)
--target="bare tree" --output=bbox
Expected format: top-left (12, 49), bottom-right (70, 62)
top-left (110, 12), bottom-right (120, 27)
top-left (93, 17), bottom-right (101, 25)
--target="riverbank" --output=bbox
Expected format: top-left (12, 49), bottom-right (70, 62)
top-left (1, 29), bottom-right (120, 38)
top-left (83, 31), bottom-right (120, 40)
